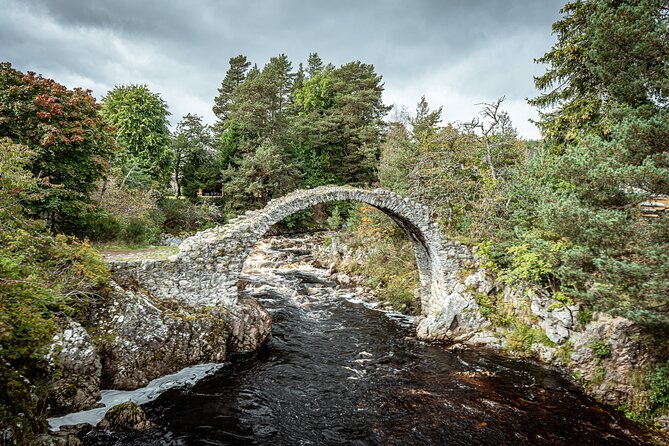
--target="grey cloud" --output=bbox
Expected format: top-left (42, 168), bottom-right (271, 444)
top-left (0, 0), bottom-right (565, 137)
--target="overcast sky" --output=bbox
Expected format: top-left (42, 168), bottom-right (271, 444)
top-left (1, 0), bottom-right (565, 139)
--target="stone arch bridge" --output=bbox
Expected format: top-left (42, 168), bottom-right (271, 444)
top-left (110, 186), bottom-right (481, 347)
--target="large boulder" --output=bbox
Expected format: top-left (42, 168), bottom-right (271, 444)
top-left (228, 295), bottom-right (272, 353)
top-left (47, 320), bottom-right (101, 415)
top-left (95, 282), bottom-right (231, 390)
top-left (569, 313), bottom-right (652, 407)
top-left (96, 402), bottom-right (155, 432)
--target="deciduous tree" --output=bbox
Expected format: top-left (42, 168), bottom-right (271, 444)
top-left (0, 63), bottom-right (116, 231)
top-left (101, 84), bottom-right (172, 189)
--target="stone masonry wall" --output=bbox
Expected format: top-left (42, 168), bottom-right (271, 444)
top-left (110, 186), bottom-right (471, 317)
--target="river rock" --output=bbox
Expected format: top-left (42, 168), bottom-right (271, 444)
top-left (228, 295), bottom-right (272, 353)
top-left (96, 282), bottom-right (230, 390)
top-left (96, 402), bottom-right (155, 432)
top-left (569, 313), bottom-right (651, 406)
top-left (46, 320), bottom-right (101, 415)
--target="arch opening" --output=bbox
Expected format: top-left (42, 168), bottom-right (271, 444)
top-left (237, 199), bottom-right (433, 311)
top-left (173, 186), bottom-right (449, 314)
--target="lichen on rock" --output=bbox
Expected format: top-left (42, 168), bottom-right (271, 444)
top-left (94, 281), bottom-right (231, 390)
top-left (46, 320), bottom-right (101, 415)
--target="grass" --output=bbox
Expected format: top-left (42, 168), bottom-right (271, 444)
top-left (92, 243), bottom-right (179, 262)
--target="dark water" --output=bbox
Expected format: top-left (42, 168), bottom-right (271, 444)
top-left (85, 235), bottom-right (652, 445)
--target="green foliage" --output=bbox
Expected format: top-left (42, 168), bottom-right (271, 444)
top-left (293, 70), bottom-right (334, 113)
top-left (290, 60), bottom-right (389, 188)
top-left (81, 210), bottom-right (124, 242)
top-left (505, 323), bottom-right (553, 358)
top-left (327, 205), bottom-right (344, 230)
top-left (213, 55), bottom-right (251, 124)
top-left (122, 217), bottom-right (159, 244)
top-left (408, 98), bottom-right (523, 239)
top-left (498, 239), bottom-right (566, 286)
top-left (0, 143), bottom-right (110, 437)
top-left (378, 123), bottom-right (417, 194)
top-left (588, 340), bottom-right (612, 359)
top-left (87, 167), bottom-right (163, 244)
top-left (171, 114), bottom-right (218, 199)
top-left (338, 206), bottom-right (421, 314)
top-left (102, 84), bottom-right (172, 189)
top-left (496, 0), bottom-right (669, 329)
top-left (578, 307), bottom-right (593, 326)
top-left (648, 361), bottom-right (669, 411)
top-left (221, 140), bottom-right (301, 213)
top-left (547, 291), bottom-right (575, 311)
top-left (210, 54), bottom-right (389, 216)
top-left (528, 1), bottom-right (601, 146)
top-left (472, 291), bottom-right (497, 320)
top-left (158, 198), bottom-right (223, 234)
top-left (470, 289), bottom-right (517, 329)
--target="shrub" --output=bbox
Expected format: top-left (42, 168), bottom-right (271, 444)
top-left (0, 230), bottom-right (110, 439)
top-left (588, 340), bottom-right (612, 359)
top-left (80, 210), bottom-right (124, 242)
top-left (159, 198), bottom-right (222, 234)
top-left (337, 205), bottom-right (421, 314)
top-left (648, 361), bottom-right (669, 411)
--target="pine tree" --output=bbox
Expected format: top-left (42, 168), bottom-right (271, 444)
top-left (290, 61), bottom-right (390, 186)
top-left (307, 52), bottom-right (324, 77)
top-left (514, 0), bottom-right (669, 328)
top-left (213, 55), bottom-right (251, 124)
top-left (411, 96), bottom-right (442, 142)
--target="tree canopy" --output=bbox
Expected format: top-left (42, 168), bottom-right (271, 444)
top-left (0, 62), bottom-right (116, 231)
top-left (514, 0), bottom-right (669, 328)
top-left (101, 84), bottom-right (172, 189)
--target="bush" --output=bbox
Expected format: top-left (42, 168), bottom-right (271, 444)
top-left (648, 361), bottom-right (669, 411)
top-left (80, 210), bottom-right (124, 242)
top-left (338, 205), bottom-right (421, 314)
top-left (159, 198), bottom-right (222, 234)
top-left (0, 230), bottom-right (110, 439)
top-left (122, 217), bottom-right (158, 244)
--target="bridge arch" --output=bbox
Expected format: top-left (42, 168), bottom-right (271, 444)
top-left (175, 186), bottom-right (459, 314)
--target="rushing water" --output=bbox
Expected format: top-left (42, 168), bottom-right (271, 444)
top-left (83, 234), bottom-right (652, 445)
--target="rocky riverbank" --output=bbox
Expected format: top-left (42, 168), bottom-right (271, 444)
top-left (45, 249), bottom-right (272, 421)
top-left (42, 230), bottom-right (667, 439)
top-left (315, 231), bottom-right (669, 430)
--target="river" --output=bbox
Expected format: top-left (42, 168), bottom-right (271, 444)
top-left (83, 234), bottom-right (651, 445)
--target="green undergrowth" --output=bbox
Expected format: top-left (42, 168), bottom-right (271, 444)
top-left (334, 205), bottom-right (421, 315)
top-left (0, 227), bottom-right (112, 441)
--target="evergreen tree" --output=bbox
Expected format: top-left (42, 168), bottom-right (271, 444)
top-left (528, 1), bottom-right (599, 147)
top-left (511, 0), bottom-right (669, 328)
top-left (217, 54), bottom-right (295, 168)
top-left (220, 140), bottom-right (300, 212)
top-left (307, 52), bottom-right (324, 77)
top-left (292, 63), bottom-right (306, 98)
top-left (212, 55), bottom-right (251, 124)
top-left (290, 61), bottom-right (390, 186)
top-left (411, 95), bottom-right (442, 142)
